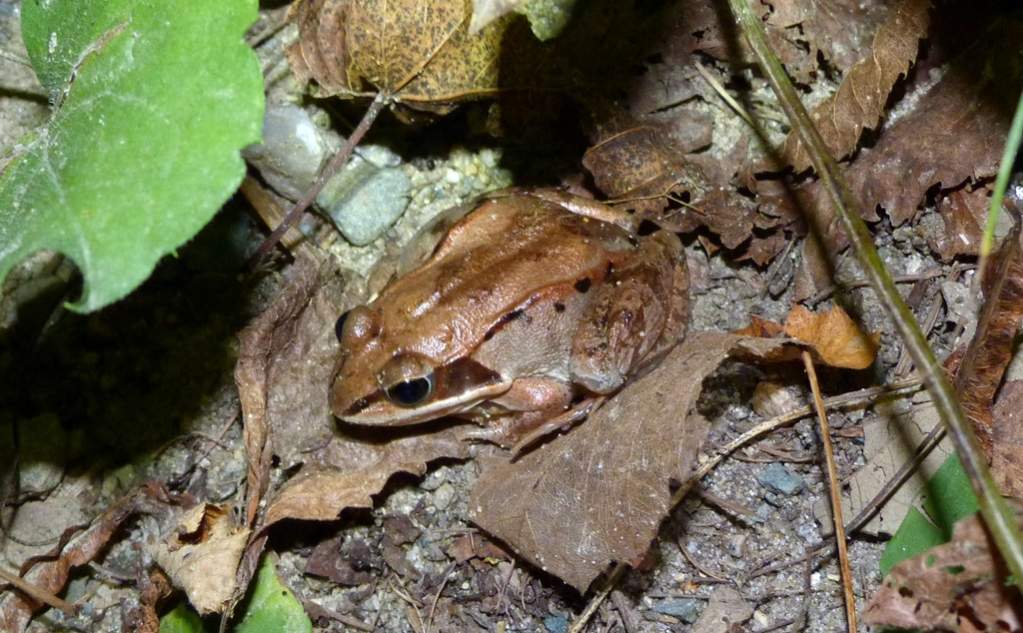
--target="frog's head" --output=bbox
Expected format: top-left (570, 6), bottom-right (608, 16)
top-left (329, 305), bottom-right (513, 426)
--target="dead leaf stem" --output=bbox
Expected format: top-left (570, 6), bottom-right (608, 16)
top-left (728, 0), bottom-right (1023, 590)
top-left (802, 351), bottom-right (857, 633)
top-left (0, 566), bottom-right (77, 617)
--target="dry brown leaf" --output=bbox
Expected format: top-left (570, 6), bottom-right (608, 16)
top-left (782, 0), bottom-right (930, 171)
top-left (783, 304), bottom-right (879, 369)
top-left (953, 219), bottom-right (1023, 455)
top-left (837, 25), bottom-right (1020, 228)
top-left (152, 504), bottom-right (250, 615)
top-left (469, 332), bottom-right (789, 592)
top-left (582, 119), bottom-right (758, 250)
top-left (928, 185), bottom-right (991, 262)
top-left (992, 381), bottom-right (1023, 499)
top-left (864, 504), bottom-right (1023, 632)
top-left (288, 0), bottom-right (510, 112)
top-left (262, 426), bottom-right (474, 527)
top-left (0, 486), bottom-right (153, 633)
top-left (765, 0), bottom-right (892, 74)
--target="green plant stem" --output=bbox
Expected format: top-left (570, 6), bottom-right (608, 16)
top-left (727, 0), bottom-right (1023, 589)
top-left (978, 87), bottom-right (1023, 281)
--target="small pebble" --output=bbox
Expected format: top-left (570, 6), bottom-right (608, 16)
top-left (544, 615), bottom-right (569, 633)
top-left (651, 598), bottom-right (703, 623)
top-left (433, 483), bottom-right (455, 511)
top-left (756, 462), bottom-right (804, 496)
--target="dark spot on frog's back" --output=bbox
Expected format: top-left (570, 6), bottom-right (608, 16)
top-left (554, 302), bottom-right (566, 312)
top-left (482, 308), bottom-right (524, 341)
top-left (574, 277), bottom-right (592, 293)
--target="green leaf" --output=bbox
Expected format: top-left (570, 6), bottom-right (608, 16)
top-left (233, 555), bottom-right (312, 633)
top-left (2, 0), bottom-right (264, 312)
top-left (158, 556), bottom-right (311, 633)
top-left (159, 603), bottom-right (208, 633)
top-left (880, 454), bottom-right (980, 576)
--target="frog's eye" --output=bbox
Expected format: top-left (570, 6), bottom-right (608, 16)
top-left (386, 375), bottom-right (433, 407)
top-left (334, 311), bottom-right (350, 342)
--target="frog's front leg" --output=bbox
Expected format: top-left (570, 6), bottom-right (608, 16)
top-left (462, 377), bottom-right (579, 448)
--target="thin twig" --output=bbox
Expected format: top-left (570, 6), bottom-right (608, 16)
top-left (694, 61), bottom-right (757, 128)
top-left (250, 93), bottom-right (387, 264)
top-left (0, 566), bottom-right (77, 616)
top-left (802, 351), bottom-right (857, 633)
top-left (568, 564), bottom-right (625, 633)
top-left (426, 564), bottom-right (454, 633)
top-left (807, 267), bottom-right (968, 306)
top-left (728, 0), bottom-right (1023, 588)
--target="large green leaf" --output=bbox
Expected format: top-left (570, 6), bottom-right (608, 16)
top-left (2, 0), bottom-right (264, 311)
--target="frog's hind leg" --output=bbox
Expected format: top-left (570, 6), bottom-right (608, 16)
top-left (570, 231), bottom-right (688, 393)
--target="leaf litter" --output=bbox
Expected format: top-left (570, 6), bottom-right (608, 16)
top-left (6, 0), bottom-right (1023, 630)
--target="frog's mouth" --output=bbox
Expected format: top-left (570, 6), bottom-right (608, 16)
top-left (334, 357), bottom-right (512, 426)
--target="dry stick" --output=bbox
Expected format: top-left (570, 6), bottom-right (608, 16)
top-left (250, 93), bottom-right (387, 265)
top-left (728, 0), bottom-right (1023, 588)
top-left (0, 566), bottom-right (77, 616)
top-left (568, 378), bottom-right (924, 632)
top-left (802, 351), bottom-right (857, 633)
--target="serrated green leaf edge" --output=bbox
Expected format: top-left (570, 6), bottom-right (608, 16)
top-left (2, 0), bottom-right (263, 312)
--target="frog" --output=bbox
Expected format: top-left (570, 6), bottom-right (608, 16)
top-left (330, 189), bottom-right (689, 449)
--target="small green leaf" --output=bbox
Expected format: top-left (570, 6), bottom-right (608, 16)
top-left (2, 0), bottom-right (264, 312)
top-left (158, 557), bottom-right (311, 633)
top-left (159, 603), bottom-right (207, 633)
top-left (879, 506), bottom-right (944, 577)
top-left (233, 555), bottom-right (312, 633)
top-left (880, 454), bottom-right (980, 576)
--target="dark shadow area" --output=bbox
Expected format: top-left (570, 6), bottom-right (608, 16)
top-left (0, 199), bottom-right (262, 463)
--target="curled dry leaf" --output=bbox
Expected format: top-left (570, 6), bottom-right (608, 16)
top-left (783, 304), bottom-right (879, 370)
top-left (288, 0), bottom-right (509, 112)
top-left (469, 332), bottom-right (789, 591)
top-left (582, 119), bottom-right (758, 251)
top-left (782, 0), bottom-right (930, 172)
top-left (151, 504), bottom-right (250, 616)
top-left (0, 486), bottom-right (154, 633)
top-left (864, 504), bottom-right (1023, 632)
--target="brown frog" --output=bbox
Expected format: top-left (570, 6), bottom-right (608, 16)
top-left (330, 189), bottom-right (689, 448)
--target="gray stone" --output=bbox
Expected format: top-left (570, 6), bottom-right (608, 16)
top-left (756, 462), bottom-right (804, 496)
top-left (243, 103), bottom-right (331, 200)
top-left (544, 615), bottom-right (569, 633)
top-left (652, 598), bottom-right (703, 623)
top-left (318, 161), bottom-right (411, 246)
top-left (432, 482), bottom-right (455, 511)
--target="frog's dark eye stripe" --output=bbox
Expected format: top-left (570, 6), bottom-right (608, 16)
top-left (386, 375), bottom-right (434, 407)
